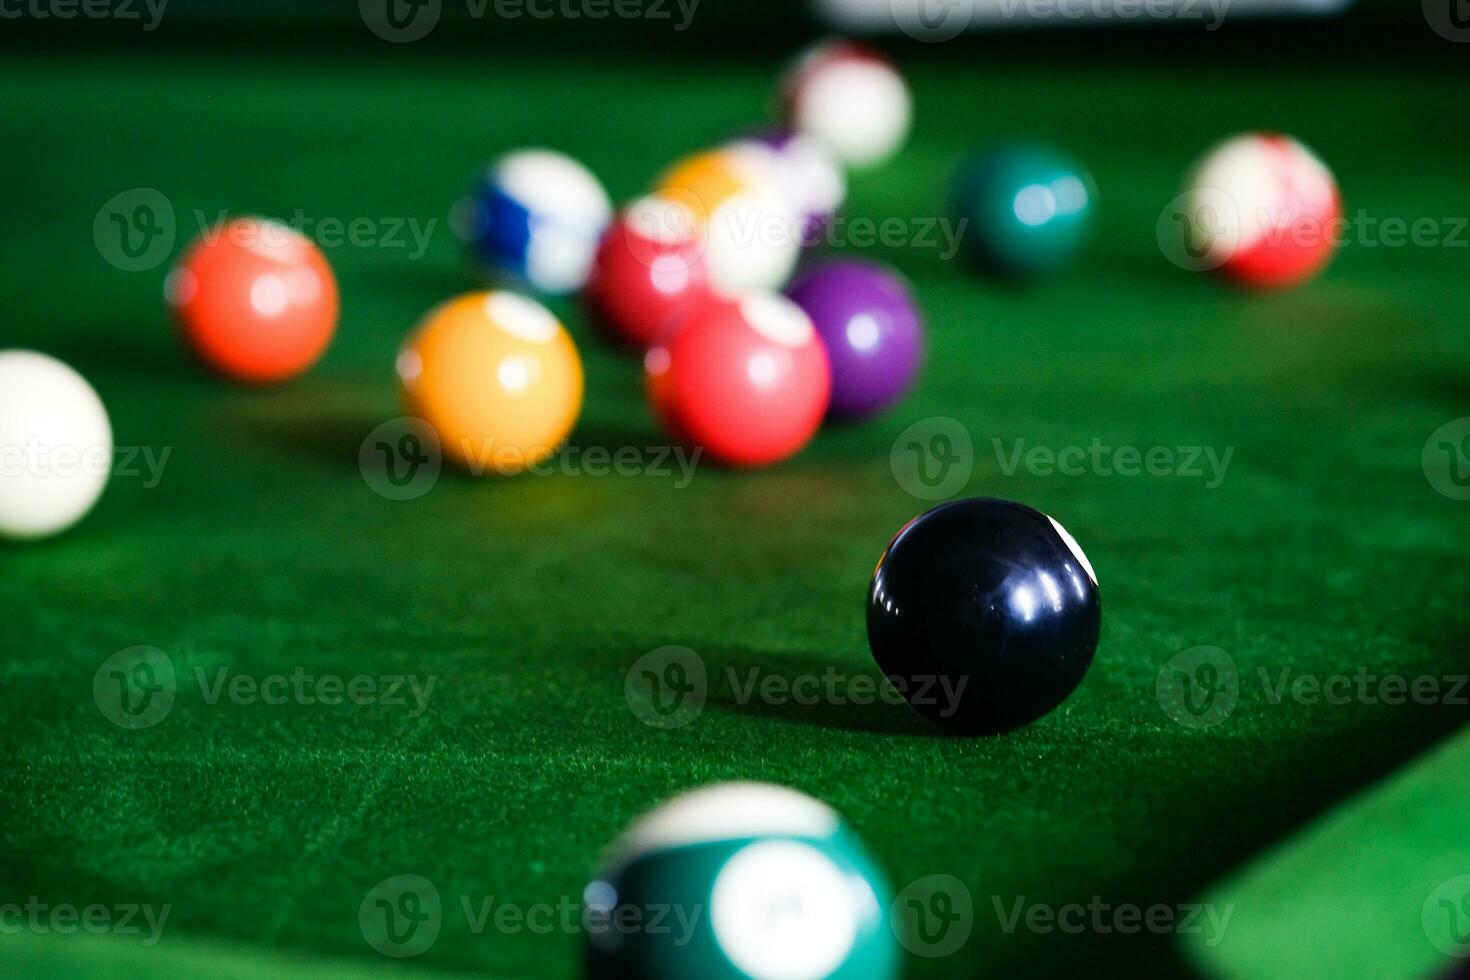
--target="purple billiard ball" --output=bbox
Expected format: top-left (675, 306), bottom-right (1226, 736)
top-left (787, 259), bottom-right (922, 418)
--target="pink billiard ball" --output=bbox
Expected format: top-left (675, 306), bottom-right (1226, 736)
top-left (645, 294), bottom-right (830, 467)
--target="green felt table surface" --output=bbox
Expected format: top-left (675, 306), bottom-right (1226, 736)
top-left (2, 43), bottom-right (1468, 979)
top-left (1184, 726), bottom-right (1470, 979)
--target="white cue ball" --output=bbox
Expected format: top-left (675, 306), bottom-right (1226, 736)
top-left (786, 44), bottom-right (912, 169)
top-left (0, 350), bottom-right (112, 541)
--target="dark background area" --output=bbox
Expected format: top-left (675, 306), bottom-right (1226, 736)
top-left (0, 0), bottom-right (1453, 62)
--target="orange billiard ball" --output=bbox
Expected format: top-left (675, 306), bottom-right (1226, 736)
top-left (397, 291), bottom-right (583, 475)
top-left (166, 217), bottom-right (338, 383)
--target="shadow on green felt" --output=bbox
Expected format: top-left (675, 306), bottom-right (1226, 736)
top-left (228, 400), bottom-right (385, 475)
top-left (688, 646), bottom-right (948, 738)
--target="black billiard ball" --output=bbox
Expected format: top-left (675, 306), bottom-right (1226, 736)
top-left (866, 498), bottom-right (1101, 735)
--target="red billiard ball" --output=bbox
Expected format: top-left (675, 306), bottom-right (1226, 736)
top-left (166, 217), bottom-right (339, 383)
top-left (644, 293), bottom-right (830, 467)
top-left (1179, 133), bottom-right (1340, 290)
top-left (586, 195), bottom-right (713, 350)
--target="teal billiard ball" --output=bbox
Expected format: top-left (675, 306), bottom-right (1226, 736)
top-left (950, 143), bottom-right (1095, 279)
top-left (583, 783), bottom-right (898, 980)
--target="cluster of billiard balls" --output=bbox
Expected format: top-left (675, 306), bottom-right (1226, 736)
top-left (1, 40), bottom-right (1341, 537)
top-left (461, 41), bottom-right (930, 470)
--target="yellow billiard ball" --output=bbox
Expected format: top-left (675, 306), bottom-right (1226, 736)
top-left (396, 291), bottom-right (583, 475)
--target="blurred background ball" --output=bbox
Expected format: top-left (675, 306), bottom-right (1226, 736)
top-left (950, 143), bottom-right (1095, 280)
top-left (583, 782), bottom-right (898, 980)
top-left (397, 291), bottom-right (583, 475)
top-left (0, 350), bottom-right (112, 541)
top-left (646, 293), bottom-right (830, 467)
top-left (586, 194), bottom-right (713, 350)
top-left (463, 148), bottom-right (613, 295)
top-left (167, 217), bottom-right (339, 383)
top-left (1180, 132), bottom-right (1340, 289)
top-left (781, 41), bottom-right (911, 169)
top-left (728, 131), bottom-right (847, 247)
top-left (655, 147), bottom-right (802, 296)
top-left (787, 259), bottom-right (922, 419)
